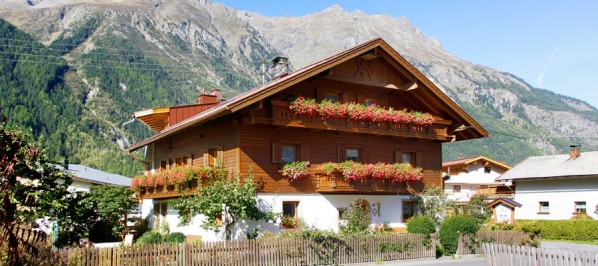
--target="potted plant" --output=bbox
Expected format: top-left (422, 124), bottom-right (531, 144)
top-left (279, 161), bottom-right (310, 180)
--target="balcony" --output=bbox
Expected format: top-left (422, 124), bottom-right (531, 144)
top-left (311, 169), bottom-right (411, 194)
top-left (267, 100), bottom-right (451, 140)
top-left (476, 186), bottom-right (515, 199)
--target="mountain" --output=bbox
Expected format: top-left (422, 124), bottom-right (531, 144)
top-left (0, 0), bottom-right (597, 174)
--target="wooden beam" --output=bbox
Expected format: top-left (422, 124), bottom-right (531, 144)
top-left (323, 75), bottom-right (402, 90)
top-left (401, 81), bottom-right (418, 91)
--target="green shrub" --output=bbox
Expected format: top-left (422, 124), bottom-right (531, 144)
top-left (571, 213), bottom-right (593, 220)
top-left (165, 232), bottom-right (187, 243)
top-left (439, 215), bottom-right (479, 255)
top-left (339, 199), bottom-right (371, 235)
top-left (135, 231), bottom-right (164, 245)
top-left (516, 219), bottom-right (598, 241)
top-left (407, 216), bottom-right (436, 235)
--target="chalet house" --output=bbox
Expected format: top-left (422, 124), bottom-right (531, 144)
top-left (127, 38), bottom-right (488, 240)
top-left (442, 156), bottom-right (512, 202)
top-left (497, 147), bottom-right (598, 220)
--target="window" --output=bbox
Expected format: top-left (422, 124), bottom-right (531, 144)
top-left (160, 161), bottom-right (167, 172)
top-left (539, 201), bottom-right (549, 213)
top-left (281, 144), bottom-right (297, 163)
top-left (364, 98), bottom-right (377, 107)
top-left (453, 185), bottom-right (462, 193)
top-left (575, 201), bottom-right (587, 213)
top-left (402, 201), bottom-right (415, 222)
top-left (402, 152), bottom-right (416, 166)
top-left (337, 207), bottom-right (347, 219)
top-left (346, 148), bottom-right (360, 162)
top-left (484, 166), bottom-right (491, 173)
top-left (282, 201), bottom-right (299, 218)
top-left (153, 202), bottom-right (168, 229)
top-left (325, 93), bottom-right (340, 103)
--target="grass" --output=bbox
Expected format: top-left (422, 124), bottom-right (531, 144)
top-left (543, 239), bottom-right (598, 246)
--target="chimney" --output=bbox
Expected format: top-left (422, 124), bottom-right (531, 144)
top-left (569, 144), bottom-right (581, 160)
top-left (196, 89), bottom-right (222, 104)
top-left (270, 56), bottom-right (291, 78)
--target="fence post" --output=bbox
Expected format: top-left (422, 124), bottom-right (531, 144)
top-left (457, 234), bottom-right (463, 255)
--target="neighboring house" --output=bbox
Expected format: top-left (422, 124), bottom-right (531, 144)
top-left (487, 198), bottom-right (522, 224)
top-left (126, 38), bottom-right (488, 240)
top-left (442, 156), bottom-right (512, 202)
top-left (497, 147), bottom-right (598, 220)
top-left (66, 164), bottom-right (132, 192)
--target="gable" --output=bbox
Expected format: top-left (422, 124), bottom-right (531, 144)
top-left (128, 38), bottom-right (488, 152)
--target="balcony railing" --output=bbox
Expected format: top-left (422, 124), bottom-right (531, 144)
top-left (137, 179), bottom-right (203, 199)
top-left (269, 100), bottom-right (451, 140)
top-left (476, 186), bottom-right (515, 198)
top-left (311, 169), bottom-right (411, 194)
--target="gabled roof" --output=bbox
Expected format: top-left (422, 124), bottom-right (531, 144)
top-left (487, 198), bottom-right (522, 208)
top-left (443, 156), bottom-right (511, 171)
top-left (68, 164), bottom-right (132, 187)
top-left (127, 38), bottom-right (488, 152)
top-left (497, 151), bottom-right (598, 181)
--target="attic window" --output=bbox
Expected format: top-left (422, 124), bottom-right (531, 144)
top-left (484, 166), bottom-right (491, 173)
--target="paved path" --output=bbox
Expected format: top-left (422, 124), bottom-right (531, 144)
top-left (542, 241), bottom-right (598, 253)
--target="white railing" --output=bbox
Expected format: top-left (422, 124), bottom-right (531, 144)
top-left (483, 243), bottom-right (598, 266)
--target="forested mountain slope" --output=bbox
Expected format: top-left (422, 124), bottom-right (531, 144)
top-left (0, 0), bottom-right (597, 175)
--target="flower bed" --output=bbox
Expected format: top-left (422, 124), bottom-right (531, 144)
top-left (319, 161), bottom-right (423, 182)
top-left (289, 97), bottom-right (434, 126)
top-left (131, 166), bottom-right (217, 192)
top-left (279, 161), bottom-right (310, 180)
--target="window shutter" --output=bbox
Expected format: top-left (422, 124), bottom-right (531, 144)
top-left (416, 152), bottom-right (423, 168)
top-left (300, 144), bottom-right (310, 162)
top-left (217, 148), bottom-right (224, 164)
top-left (337, 144), bottom-right (346, 162)
top-left (395, 150), bottom-right (403, 163)
top-left (378, 98), bottom-right (388, 108)
top-left (363, 146), bottom-right (370, 163)
top-left (272, 141), bottom-right (282, 163)
top-left (317, 88), bottom-right (326, 102)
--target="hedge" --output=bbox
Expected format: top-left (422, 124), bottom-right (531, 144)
top-left (516, 219), bottom-right (598, 241)
top-left (439, 215), bottom-right (479, 255)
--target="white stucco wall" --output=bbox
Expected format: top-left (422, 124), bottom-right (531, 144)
top-left (513, 177), bottom-right (598, 220)
top-left (141, 194), bottom-right (414, 241)
top-left (69, 180), bottom-right (93, 192)
top-left (444, 163), bottom-right (507, 202)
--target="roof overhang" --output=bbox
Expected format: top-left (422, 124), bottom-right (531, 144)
top-left (133, 108), bottom-right (170, 132)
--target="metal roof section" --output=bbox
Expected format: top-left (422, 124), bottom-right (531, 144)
top-left (68, 164), bottom-right (132, 187)
top-left (497, 151), bottom-right (598, 181)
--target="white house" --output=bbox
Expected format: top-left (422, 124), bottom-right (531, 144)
top-left (442, 156), bottom-right (512, 202)
top-left (497, 147), bottom-right (598, 220)
top-left (66, 164), bottom-right (132, 192)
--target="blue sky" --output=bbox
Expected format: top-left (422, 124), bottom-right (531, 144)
top-left (216, 0), bottom-right (598, 108)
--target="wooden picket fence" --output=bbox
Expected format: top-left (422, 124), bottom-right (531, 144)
top-left (457, 230), bottom-right (537, 255)
top-left (483, 243), bottom-right (598, 266)
top-left (57, 234), bottom-right (435, 265)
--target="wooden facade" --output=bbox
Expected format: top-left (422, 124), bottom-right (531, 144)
top-left (129, 38), bottom-right (488, 199)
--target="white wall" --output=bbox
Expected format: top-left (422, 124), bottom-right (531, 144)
top-left (514, 177), bottom-right (598, 220)
top-left (141, 194), bottom-right (413, 241)
top-left (69, 180), bottom-right (93, 192)
top-left (444, 163), bottom-right (507, 202)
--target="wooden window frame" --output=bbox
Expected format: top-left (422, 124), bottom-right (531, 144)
top-left (153, 202), bottom-right (168, 230)
top-left (282, 201), bottom-right (299, 218)
top-left (325, 93), bottom-right (340, 103)
top-left (538, 201), bottom-right (550, 214)
top-left (273, 141), bottom-right (309, 164)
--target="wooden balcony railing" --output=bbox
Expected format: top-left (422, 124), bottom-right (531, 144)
top-left (268, 100), bottom-right (451, 140)
top-left (137, 179), bottom-right (202, 199)
top-left (312, 169), bottom-right (411, 194)
top-left (476, 186), bottom-right (515, 198)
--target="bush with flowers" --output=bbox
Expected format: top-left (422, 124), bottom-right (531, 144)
top-left (279, 161), bottom-right (310, 180)
top-left (131, 166), bottom-right (219, 192)
top-left (323, 161), bottom-right (423, 182)
top-left (289, 97), bottom-right (434, 126)
top-left (280, 215), bottom-right (299, 229)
